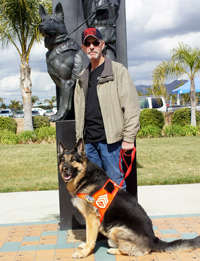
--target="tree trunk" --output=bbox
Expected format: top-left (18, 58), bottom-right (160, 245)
top-left (190, 77), bottom-right (196, 126)
top-left (20, 61), bottom-right (33, 131)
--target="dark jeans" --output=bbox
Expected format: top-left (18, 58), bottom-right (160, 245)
top-left (85, 140), bottom-right (126, 189)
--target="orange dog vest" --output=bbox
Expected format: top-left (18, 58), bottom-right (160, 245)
top-left (76, 147), bottom-right (136, 223)
top-left (77, 179), bottom-right (120, 223)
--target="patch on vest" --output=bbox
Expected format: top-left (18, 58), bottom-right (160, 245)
top-left (96, 194), bottom-right (109, 208)
top-left (85, 195), bottom-right (95, 203)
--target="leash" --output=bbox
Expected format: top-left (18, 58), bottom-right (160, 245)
top-left (68, 3), bottom-right (108, 36)
top-left (118, 147), bottom-right (136, 188)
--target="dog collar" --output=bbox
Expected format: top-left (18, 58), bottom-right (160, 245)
top-left (76, 179), bottom-right (120, 223)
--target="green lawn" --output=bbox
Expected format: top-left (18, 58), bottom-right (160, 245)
top-left (0, 136), bottom-right (199, 192)
top-left (136, 136), bottom-right (200, 185)
top-left (0, 143), bottom-right (58, 192)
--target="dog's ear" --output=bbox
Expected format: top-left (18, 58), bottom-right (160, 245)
top-left (54, 2), bottom-right (64, 22)
top-left (57, 140), bottom-right (66, 156)
top-left (75, 138), bottom-right (85, 157)
top-left (39, 5), bottom-right (48, 19)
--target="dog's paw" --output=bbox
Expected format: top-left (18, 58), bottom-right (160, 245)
top-left (49, 114), bottom-right (63, 122)
top-left (78, 242), bottom-right (86, 249)
top-left (107, 248), bottom-right (121, 255)
top-left (72, 251), bottom-right (87, 259)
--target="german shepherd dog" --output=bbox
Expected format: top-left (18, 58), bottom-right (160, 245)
top-left (57, 139), bottom-right (200, 259)
top-left (39, 3), bottom-right (88, 122)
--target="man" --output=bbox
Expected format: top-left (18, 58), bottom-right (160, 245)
top-left (74, 27), bottom-right (140, 189)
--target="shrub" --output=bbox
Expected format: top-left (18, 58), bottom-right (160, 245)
top-left (0, 130), bottom-right (18, 145)
top-left (17, 131), bottom-right (37, 144)
top-left (35, 126), bottom-right (56, 142)
top-left (139, 109), bottom-right (165, 130)
top-left (172, 108), bottom-right (200, 126)
top-left (0, 126), bottom-right (56, 145)
top-left (137, 125), bottom-right (162, 138)
top-left (182, 125), bottom-right (200, 136)
top-left (0, 117), bottom-right (17, 133)
top-left (32, 116), bottom-right (50, 129)
top-left (163, 124), bottom-right (200, 137)
top-left (163, 125), bottom-right (186, 137)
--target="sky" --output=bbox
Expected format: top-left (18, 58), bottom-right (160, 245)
top-left (1, 0), bottom-right (200, 105)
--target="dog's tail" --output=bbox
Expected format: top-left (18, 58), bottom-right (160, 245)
top-left (152, 236), bottom-right (200, 253)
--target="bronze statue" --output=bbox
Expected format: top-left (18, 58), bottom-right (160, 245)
top-left (39, 3), bottom-right (88, 121)
top-left (81, 0), bottom-right (120, 61)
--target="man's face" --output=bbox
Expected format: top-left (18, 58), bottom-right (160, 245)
top-left (81, 36), bottom-right (105, 61)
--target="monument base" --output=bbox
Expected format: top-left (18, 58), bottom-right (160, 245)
top-left (56, 120), bottom-right (137, 230)
top-left (56, 120), bottom-right (85, 230)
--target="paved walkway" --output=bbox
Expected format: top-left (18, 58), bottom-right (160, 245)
top-left (0, 184), bottom-right (200, 260)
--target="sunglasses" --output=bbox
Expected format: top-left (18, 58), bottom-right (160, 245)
top-left (84, 41), bottom-right (100, 47)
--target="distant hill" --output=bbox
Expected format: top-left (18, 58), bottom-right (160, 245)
top-left (136, 79), bottom-right (188, 95)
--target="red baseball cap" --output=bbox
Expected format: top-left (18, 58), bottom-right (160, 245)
top-left (82, 28), bottom-right (103, 44)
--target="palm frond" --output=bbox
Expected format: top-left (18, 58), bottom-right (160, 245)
top-left (0, 0), bottom-right (50, 61)
top-left (152, 60), bottom-right (184, 96)
top-left (172, 43), bottom-right (200, 74)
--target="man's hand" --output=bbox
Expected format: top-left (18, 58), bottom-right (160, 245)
top-left (122, 141), bottom-right (135, 152)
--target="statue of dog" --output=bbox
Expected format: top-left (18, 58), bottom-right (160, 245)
top-left (39, 3), bottom-right (88, 122)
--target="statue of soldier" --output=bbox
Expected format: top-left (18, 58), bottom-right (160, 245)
top-left (81, 0), bottom-right (120, 61)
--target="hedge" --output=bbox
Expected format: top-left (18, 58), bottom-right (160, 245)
top-left (0, 117), bottom-right (17, 133)
top-left (139, 109), bottom-right (165, 129)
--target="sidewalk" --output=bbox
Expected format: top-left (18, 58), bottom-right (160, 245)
top-left (0, 184), bottom-right (200, 260)
top-left (1, 184), bottom-right (200, 224)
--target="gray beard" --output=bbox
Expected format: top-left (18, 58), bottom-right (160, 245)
top-left (87, 52), bottom-right (99, 60)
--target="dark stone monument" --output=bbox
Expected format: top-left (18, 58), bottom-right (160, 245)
top-left (50, 0), bottom-right (137, 230)
top-left (52, 0), bottom-right (127, 67)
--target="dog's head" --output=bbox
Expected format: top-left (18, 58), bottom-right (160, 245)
top-left (39, 3), bottom-right (67, 39)
top-left (57, 138), bottom-right (86, 183)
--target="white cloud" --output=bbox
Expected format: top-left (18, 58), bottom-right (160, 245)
top-left (126, 0), bottom-right (200, 85)
top-left (129, 60), bottom-right (160, 86)
top-left (31, 70), bottom-right (56, 100)
top-left (0, 70), bottom-right (55, 103)
top-left (145, 13), bottom-right (173, 32)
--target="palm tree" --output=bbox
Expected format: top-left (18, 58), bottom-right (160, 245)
top-left (44, 96), bottom-right (56, 109)
top-left (170, 93), bottom-right (177, 106)
top-left (137, 90), bottom-right (143, 96)
top-left (146, 87), bottom-right (153, 96)
top-left (0, 97), bottom-right (4, 106)
top-left (0, 97), bottom-right (6, 109)
top-left (9, 99), bottom-right (22, 112)
top-left (31, 95), bottom-right (40, 107)
top-left (181, 93), bottom-right (190, 106)
top-left (152, 43), bottom-right (200, 126)
top-left (197, 93), bottom-right (200, 104)
top-left (0, 0), bottom-right (51, 130)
